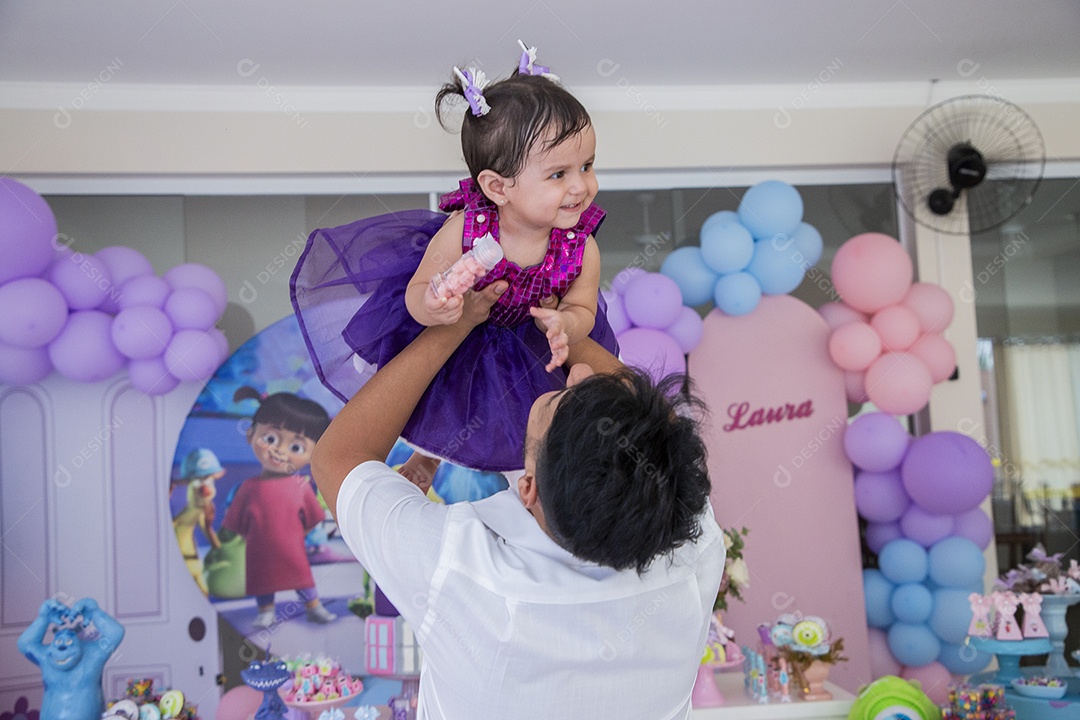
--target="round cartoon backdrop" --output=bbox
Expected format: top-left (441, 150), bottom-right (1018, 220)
top-left (169, 314), bottom-right (508, 675)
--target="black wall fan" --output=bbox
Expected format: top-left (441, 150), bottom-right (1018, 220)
top-left (892, 95), bottom-right (1045, 235)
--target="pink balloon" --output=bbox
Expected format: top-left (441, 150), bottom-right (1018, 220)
top-left (216, 685), bottom-right (264, 720)
top-left (818, 301), bottom-right (867, 330)
top-left (871, 305), bottom-right (921, 352)
top-left (617, 327), bottom-right (685, 382)
top-left (96, 247), bottom-right (154, 313)
top-left (623, 273), bottom-right (683, 329)
top-left (902, 283), bottom-right (954, 334)
top-left (865, 521), bottom-right (903, 554)
top-left (867, 627), bottom-right (903, 679)
top-left (165, 287), bottom-right (220, 331)
top-left (901, 661), bottom-right (953, 705)
top-left (828, 321), bottom-right (882, 371)
top-left (48, 310), bottom-right (126, 382)
top-left (0, 340), bottom-right (53, 385)
top-left (844, 370), bottom-right (868, 404)
top-left (0, 178), bottom-right (58, 285)
top-left (831, 233), bottom-right (914, 313)
top-left (0, 278), bottom-right (69, 348)
top-left (118, 275), bottom-right (171, 310)
top-left (667, 306), bottom-right (705, 353)
top-left (127, 356), bottom-right (180, 395)
top-left (952, 508), bottom-right (994, 550)
top-left (163, 263), bottom-right (228, 317)
top-left (610, 267), bottom-right (646, 296)
top-left (49, 252), bottom-right (115, 310)
top-left (602, 290), bottom-right (631, 335)
top-left (111, 306), bottom-right (174, 360)
top-left (865, 352), bottom-right (933, 416)
top-left (165, 329), bottom-right (225, 382)
top-left (909, 333), bottom-right (957, 384)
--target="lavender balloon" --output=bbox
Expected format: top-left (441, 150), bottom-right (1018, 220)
top-left (48, 311), bottom-right (126, 382)
top-left (844, 412), bottom-right (911, 472)
top-left (617, 327), bottom-right (685, 383)
top-left (164, 329), bottom-right (224, 382)
top-left (118, 275), bottom-right (171, 310)
top-left (951, 507), bottom-right (994, 550)
top-left (0, 278), bottom-right (69, 348)
top-left (165, 287), bottom-right (220, 331)
top-left (0, 340), bottom-right (52, 385)
top-left (111, 306), bottom-right (174, 360)
top-left (865, 521), bottom-right (903, 554)
top-left (610, 267), bottom-right (646, 297)
top-left (623, 273), bottom-right (683, 329)
top-left (0, 178), bottom-right (58, 285)
top-left (900, 505), bottom-right (955, 548)
top-left (49, 253), bottom-right (114, 311)
top-left (667, 307), bottom-right (704, 354)
top-left (163, 263), bottom-right (228, 317)
top-left (96, 247), bottom-right (153, 313)
top-left (127, 357), bottom-right (180, 395)
top-left (854, 469), bottom-right (910, 523)
top-left (901, 431), bottom-right (993, 515)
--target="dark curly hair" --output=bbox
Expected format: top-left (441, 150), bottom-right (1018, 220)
top-left (234, 387), bottom-right (330, 442)
top-left (435, 71), bottom-right (591, 183)
top-left (535, 369), bottom-right (713, 573)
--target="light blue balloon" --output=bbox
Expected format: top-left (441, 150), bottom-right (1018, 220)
top-left (699, 210), bottom-right (739, 241)
top-left (887, 623), bottom-right (941, 667)
top-left (938, 641), bottom-right (992, 675)
top-left (929, 537), bottom-right (985, 588)
top-left (660, 247), bottom-right (719, 306)
top-left (700, 221), bottom-right (754, 274)
top-left (713, 272), bottom-right (761, 317)
top-left (891, 583), bottom-right (933, 624)
top-left (738, 180), bottom-right (803, 240)
top-left (791, 223), bottom-right (824, 267)
top-left (930, 588), bottom-right (974, 644)
top-left (863, 569), bottom-right (896, 629)
top-left (747, 238), bottom-right (807, 295)
top-left (878, 538), bottom-right (929, 584)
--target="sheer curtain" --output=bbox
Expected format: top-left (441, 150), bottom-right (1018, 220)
top-left (1000, 340), bottom-right (1080, 508)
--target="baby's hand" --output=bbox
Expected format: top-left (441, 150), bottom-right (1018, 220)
top-left (530, 306), bottom-right (569, 372)
top-left (424, 282), bottom-right (465, 325)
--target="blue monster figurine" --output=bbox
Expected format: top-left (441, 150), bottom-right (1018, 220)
top-left (18, 597), bottom-right (125, 720)
top-left (241, 651), bottom-right (291, 720)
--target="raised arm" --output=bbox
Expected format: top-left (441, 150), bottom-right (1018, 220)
top-left (17, 600), bottom-right (66, 665)
top-left (74, 598), bottom-right (124, 660)
top-left (311, 281), bottom-right (508, 515)
top-left (405, 213), bottom-right (468, 327)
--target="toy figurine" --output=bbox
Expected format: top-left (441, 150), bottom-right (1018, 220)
top-left (18, 597), bottom-right (125, 720)
top-left (1019, 592), bottom-right (1049, 638)
top-left (968, 593), bottom-right (994, 638)
top-left (993, 591), bottom-right (1023, 641)
top-left (241, 651), bottom-right (291, 720)
top-left (777, 656), bottom-right (791, 702)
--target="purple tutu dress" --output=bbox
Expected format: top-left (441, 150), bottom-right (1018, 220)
top-left (291, 179), bottom-right (619, 472)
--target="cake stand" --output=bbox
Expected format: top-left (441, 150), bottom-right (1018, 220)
top-left (968, 636), bottom-right (1053, 684)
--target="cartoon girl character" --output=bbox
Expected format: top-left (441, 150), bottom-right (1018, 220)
top-left (222, 387), bottom-right (335, 628)
top-left (292, 41), bottom-right (619, 480)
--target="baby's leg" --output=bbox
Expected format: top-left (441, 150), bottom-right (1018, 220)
top-left (399, 451), bottom-right (442, 495)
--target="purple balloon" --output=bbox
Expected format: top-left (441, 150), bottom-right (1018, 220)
top-left (47, 310), bottom-right (126, 382)
top-left (902, 431), bottom-right (993, 515)
top-left (844, 412), bottom-right (911, 471)
top-left (206, 327), bottom-right (230, 362)
top-left (623, 273), bottom-right (683, 329)
top-left (165, 329), bottom-right (224, 382)
top-left (111, 306), bottom-right (174, 360)
top-left (854, 469), bottom-right (910, 523)
top-left (96, 247), bottom-right (153, 313)
top-left (118, 275), bottom-right (171, 310)
top-left (0, 178), bottom-right (58, 285)
top-left (617, 327), bottom-right (685, 382)
top-left (602, 289), bottom-right (631, 335)
top-left (163, 263), bottom-right (228, 317)
top-left (667, 306), bottom-right (705, 353)
top-left (127, 356), bottom-right (180, 395)
top-left (610, 267), bottom-right (646, 296)
top-left (165, 287), bottom-right (220, 331)
top-left (900, 505), bottom-right (955, 547)
top-left (0, 278), bottom-right (69, 348)
top-left (952, 507), bottom-right (994, 550)
top-left (866, 521), bottom-right (903, 554)
top-left (0, 340), bottom-right (52, 385)
top-left (49, 252), bottom-right (114, 311)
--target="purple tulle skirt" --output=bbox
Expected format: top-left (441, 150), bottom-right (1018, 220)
top-left (291, 210), bottom-right (619, 472)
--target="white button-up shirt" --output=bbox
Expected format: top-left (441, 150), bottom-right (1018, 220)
top-left (338, 461), bottom-right (725, 719)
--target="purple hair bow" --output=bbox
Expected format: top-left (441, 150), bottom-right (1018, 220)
top-left (453, 66), bottom-right (490, 117)
top-left (517, 40), bottom-right (560, 82)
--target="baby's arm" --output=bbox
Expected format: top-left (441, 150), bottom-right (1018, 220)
top-left (405, 213), bottom-right (469, 326)
top-left (530, 236), bottom-right (600, 371)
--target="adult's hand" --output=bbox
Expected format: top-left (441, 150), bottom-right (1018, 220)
top-left (459, 280), bottom-right (508, 329)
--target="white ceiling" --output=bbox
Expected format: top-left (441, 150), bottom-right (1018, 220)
top-left (2, 0), bottom-right (1079, 88)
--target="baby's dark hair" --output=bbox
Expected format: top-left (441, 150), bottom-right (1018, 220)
top-left (234, 387), bottom-right (330, 442)
top-left (435, 71), bottom-right (591, 183)
top-left (535, 369), bottom-right (713, 574)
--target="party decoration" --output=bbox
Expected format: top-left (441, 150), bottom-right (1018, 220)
top-left (887, 622), bottom-right (940, 668)
top-left (830, 233), bottom-right (913, 314)
top-left (0, 178), bottom-right (57, 285)
top-left (843, 413), bottom-right (910, 472)
top-left (899, 505), bottom-right (954, 548)
top-left (901, 432), bottom-right (993, 515)
top-left (18, 597), bottom-right (125, 720)
top-left (854, 471), bottom-right (909, 523)
top-left (660, 180), bottom-right (823, 317)
top-left (0, 177), bottom-right (230, 395)
top-left (890, 584), bottom-right (934, 624)
top-left (621, 273), bottom-right (682, 329)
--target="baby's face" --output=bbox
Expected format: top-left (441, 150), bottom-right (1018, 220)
top-left (249, 423), bottom-right (315, 476)
top-left (502, 125), bottom-right (598, 233)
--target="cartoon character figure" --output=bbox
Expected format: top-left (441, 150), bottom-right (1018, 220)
top-left (18, 597), bottom-right (125, 720)
top-left (847, 676), bottom-right (939, 720)
top-left (222, 388), bottom-right (336, 629)
top-left (968, 593), bottom-right (994, 638)
top-left (993, 591), bottom-right (1023, 640)
top-left (1020, 592), bottom-right (1050, 638)
top-left (240, 654), bottom-right (290, 720)
top-left (172, 448), bottom-right (224, 594)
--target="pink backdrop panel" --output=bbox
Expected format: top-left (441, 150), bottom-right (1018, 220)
top-left (688, 295), bottom-right (870, 693)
